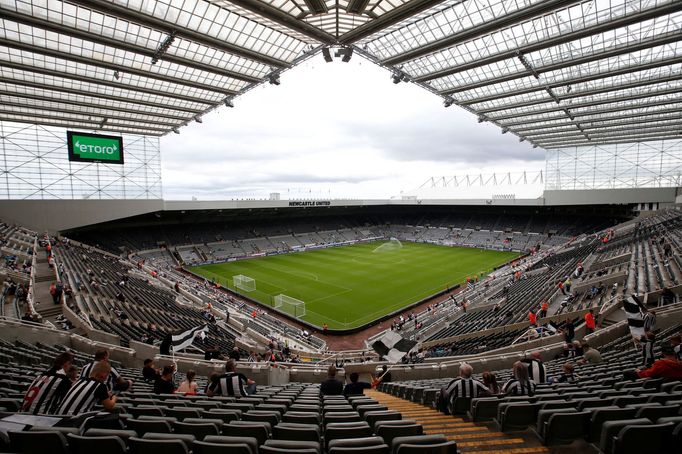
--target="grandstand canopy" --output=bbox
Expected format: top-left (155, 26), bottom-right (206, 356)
top-left (1, 0), bottom-right (680, 147)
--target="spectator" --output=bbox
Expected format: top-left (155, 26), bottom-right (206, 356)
top-left (643, 309), bottom-right (657, 333)
top-left (80, 349), bottom-right (133, 392)
top-left (21, 352), bottom-right (74, 415)
top-left (631, 345), bottom-right (682, 379)
top-left (580, 342), bottom-right (602, 364)
top-left (204, 346), bottom-right (222, 361)
top-left (640, 331), bottom-right (656, 368)
top-left (228, 347), bottom-right (241, 361)
top-left (378, 365), bottom-right (392, 383)
top-left (177, 370), bottom-right (198, 395)
top-left (564, 319), bottom-right (575, 343)
top-left (521, 352), bottom-right (547, 384)
top-left (207, 360), bottom-right (256, 397)
top-left (439, 363), bottom-right (490, 414)
top-left (320, 365), bottom-right (343, 396)
top-left (154, 365), bottom-right (176, 394)
top-left (539, 300), bottom-right (549, 318)
top-left (247, 351), bottom-right (258, 362)
top-left (528, 310), bottom-right (537, 327)
top-left (550, 362), bottom-right (579, 384)
top-left (56, 361), bottom-right (116, 415)
top-left (584, 309), bottom-right (596, 335)
top-left (142, 359), bottom-right (160, 382)
top-left (481, 371), bottom-right (500, 395)
top-left (204, 372), bottom-right (219, 394)
top-left (343, 372), bottom-right (371, 396)
top-left (66, 366), bottom-right (79, 383)
top-left (502, 361), bottom-right (536, 396)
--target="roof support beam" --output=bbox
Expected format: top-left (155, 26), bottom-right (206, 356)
top-left (0, 100), bottom-right (179, 127)
top-left (68, 0), bottom-right (290, 68)
top-left (0, 77), bottom-right (204, 114)
top-left (0, 117), bottom-right (165, 136)
top-left (341, 0), bottom-right (454, 43)
top-left (538, 129), bottom-right (682, 145)
top-left (486, 87), bottom-right (681, 121)
top-left (443, 31), bottom-right (682, 96)
top-left (0, 40), bottom-right (236, 96)
top-left (476, 73), bottom-right (682, 113)
top-left (499, 99), bottom-right (682, 127)
top-left (416, 2), bottom-right (682, 81)
top-left (511, 107), bottom-right (682, 133)
top-left (224, 0), bottom-right (335, 43)
top-left (0, 110), bottom-right (169, 133)
top-left (525, 122), bottom-right (682, 140)
top-left (0, 9), bottom-right (261, 84)
top-left (0, 90), bottom-right (191, 122)
top-left (0, 61), bottom-right (215, 106)
top-left (381, 0), bottom-right (581, 66)
top-left (456, 56), bottom-right (682, 105)
top-left (539, 133), bottom-right (682, 149)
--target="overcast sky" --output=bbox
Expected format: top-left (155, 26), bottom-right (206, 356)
top-left (160, 53), bottom-right (544, 200)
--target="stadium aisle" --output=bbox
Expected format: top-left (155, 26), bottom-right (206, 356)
top-left (366, 390), bottom-right (549, 454)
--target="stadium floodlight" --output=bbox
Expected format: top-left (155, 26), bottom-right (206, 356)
top-left (113, 70), bottom-right (120, 80)
top-left (268, 73), bottom-right (281, 85)
top-left (501, 128), bottom-right (508, 134)
top-left (322, 48), bottom-right (333, 63)
top-left (234, 275), bottom-right (256, 292)
top-left (194, 116), bottom-right (202, 123)
top-left (337, 48), bottom-right (353, 63)
top-left (224, 98), bottom-right (234, 108)
top-left (443, 97), bottom-right (454, 108)
top-left (172, 128), bottom-right (180, 134)
top-left (391, 72), bottom-right (403, 84)
top-left (274, 294), bottom-right (306, 318)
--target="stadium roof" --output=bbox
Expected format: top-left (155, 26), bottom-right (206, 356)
top-left (1, 0), bottom-right (680, 147)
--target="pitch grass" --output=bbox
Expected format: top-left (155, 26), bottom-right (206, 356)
top-left (189, 241), bottom-right (520, 330)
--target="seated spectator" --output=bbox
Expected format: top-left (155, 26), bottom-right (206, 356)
top-left (142, 359), bottom-right (160, 382)
top-left (56, 361), bottom-right (116, 415)
top-left (439, 363), bottom-right (490, 414)
top-left (80, 349), bottom-right (133, 392)
top-left (502, 361), bottom-right (536, 396)
top-left (228, 347), bottom-right (241, 361)
top-left (177, 370), bottom-right (198, 395)
top-left (521, 352), bottom-right (546, 384)
top-left (579, 342), bottom-right (602, 364)
top-left (627, 345), bottom-right (682, 380)
top-left (154, 365), bottom-right (177, 394)
top-left (481, 371), bottom-right (500, 395)
top-left (66, 365), bottom-right (79, 383)
top-left (204, 372), bottom-right (219, 394)
top-left (207, 360), bottom-right (256, 397)
top-left (550, 362), bottom-right (579, 384)
top-left (22, 352), bottom-right (74, 414)
top-left (320, 365), bottom-right (343, 396)
top-left (343, 372), bottom-right (372, 396)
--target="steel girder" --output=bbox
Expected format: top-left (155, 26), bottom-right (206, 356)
top-left (0, 109), bottom-right (169, 134)
top-left (68, 0), bottom-right (290, 68)
top-left (538, 130), bottom-right (682, 147)
top-left (414, 2), bottom-right (682, 82)
top-left (513, 112), bottom-right (682, 136)
top-left (526, 122), bottom-right (682, 141)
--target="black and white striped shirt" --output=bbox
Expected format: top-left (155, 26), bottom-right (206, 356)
top-left (642, 339), bottom-right (655, 367)
top-left (21, 368), bottom-right (72, 415)
top-left (79, 362), bottom-right (121, 391)
top-left (208, 372), bottom-right (249, 397)
top-left (502, 379), bottom-right (537, 396)
top-left (675, 344), bottom-right (681, 361)
top-left (521, 359), bottom-right (547, 384)
top-left (55, 378), bottom-right (110, 416)
top-left (445, 378), bottom-right (490, 399)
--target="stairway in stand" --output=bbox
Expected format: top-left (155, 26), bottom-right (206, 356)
top-left (366, 390), bottom-right (549, 454)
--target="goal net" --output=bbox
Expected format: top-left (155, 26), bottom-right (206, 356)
top-left (372, 237), bottom-right (403, 253)
top-left (233, 274), bottom-right (256, 292)
top-left (273, 294), bottom-right (306, 318)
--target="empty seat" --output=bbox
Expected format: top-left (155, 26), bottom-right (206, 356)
top-left (244, 410), bottom-right (281, 427)
top-left (329, 436), bottom-right (389, 454)
top-left (173, 421), bottom-right (220, 439)
top-left (129, 406), bottom-right (166, 418)
top-left (542, 411), bottom-right (591, 446)
top-left (496, 402), bottom-right (540, 431)
top-left (598, 418), bottom-right (651, 454)
top-left (397, 441), bottom-right (457, 454)
top-left (283, 411), bottom-right (321, 425)
top-left (203, 409), bottom-right (242, 423)
top-left (273, 422), bottom-right (320, 442)
top-left (129, 436), bottom-right (188, 454)
top-left (67, 434), bottom-right (127, 454)
top-left (325, 422), bottom-right (373, 449)
top-left (469, 397), bottom-right (501, 422)
top-left (223, 421), bottom-right (270, 445)
top-left (84, 428), bottom-right (137, 441)
top-left (325, 412), bottom-right (362, 424)
top-left (192, 440), bottom-right (252, 454)
top-left (126, 418), bottom-right (172, 435)
top-left (203, 435), bottom-right (259, 454)
top-left (376, 423), bottom-right (423, 446)
top-left (589, 407), bottom-right (638, 441)
top-left (365, 410), bottom-right (401, 428)
top-left (612, 422), bottom-right (675, 454)
top-left (450, 397), bottom-right (472, 415)
top-left (9, 430), bottom-right (69, 454)
top-left (164, 407), bottom-right (201, 420)
top-left (635, 404), bottom-right (681, 421)
top-left (391, 435), bottom-right (450, 454)
top-left (262, 439), bottom-right (321, 454)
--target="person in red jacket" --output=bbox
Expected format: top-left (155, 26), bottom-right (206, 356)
top-left (528, 310), bottom-right (537, 327)
top-left (584, 309), bottom-right (596, 334)
top-left (636, 346), bottom-right (682, 379)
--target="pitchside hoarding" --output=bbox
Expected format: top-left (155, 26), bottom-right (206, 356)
top-left (67, 131), bottom-right (124, 164)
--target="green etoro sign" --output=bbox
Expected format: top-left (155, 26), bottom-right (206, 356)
top-left (67, 131), bottom-right (124, 164)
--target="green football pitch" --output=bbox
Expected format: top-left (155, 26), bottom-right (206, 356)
top-left (189, 241), bottom-right (520, 330)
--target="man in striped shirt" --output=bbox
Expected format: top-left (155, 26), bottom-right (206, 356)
top-left (79, 349), bottom-right (132, 392)
top-left (56, 361), bottom-right (117, 416)
top-left (207, 360), bottom-right (255, 397)
top-left (502, 361), bottom-right (537, 396)
top-left (441, 363), bottom-right (490, 414)
top-left (521, 352), bottom-right (547, 384)
top-left (21, 352), bottom-right (74, 414)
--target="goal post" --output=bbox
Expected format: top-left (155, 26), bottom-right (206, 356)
top-left (233, 274), bottom-right (256, 292)
top-left (273, 294), bottom-right (306, 318)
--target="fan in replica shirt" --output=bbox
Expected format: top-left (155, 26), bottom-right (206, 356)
top-left (207, 360), bottom-right (256, 397)
top-left (79, 348), bottom-right (132, 392)
top-left (21, 352), bottom-right (74, 414)
top-left (56, 361), bottom-right (117, 416)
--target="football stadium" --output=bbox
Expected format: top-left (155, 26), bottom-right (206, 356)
top-left (0, 0), bottom-right (681, 453)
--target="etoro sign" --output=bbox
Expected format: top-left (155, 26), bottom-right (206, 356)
top-left (67, 131), bottom-right (124, 164)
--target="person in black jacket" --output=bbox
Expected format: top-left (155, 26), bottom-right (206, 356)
top-left (320, 365), bottom-right (343, 396)
top-left (153, 365), bottom-right (176, 394)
